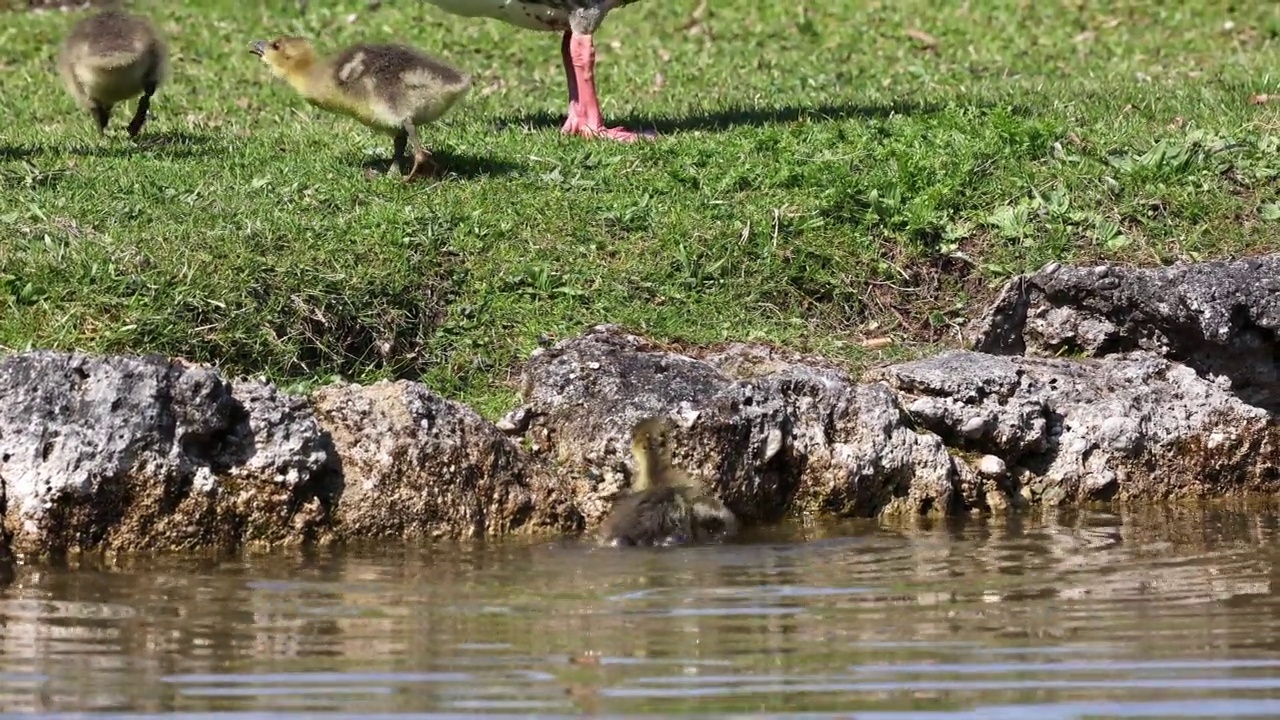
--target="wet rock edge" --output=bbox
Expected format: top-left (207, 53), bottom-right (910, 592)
top-left (0, 255), bottom-right (1275, 558)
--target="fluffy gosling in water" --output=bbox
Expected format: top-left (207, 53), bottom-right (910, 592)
top-left (249, 36), bottom-right (471, 181)
top-left (598, 415), bottom-right (738, 547)
top-left (58, 8), bottom-right (167, 138)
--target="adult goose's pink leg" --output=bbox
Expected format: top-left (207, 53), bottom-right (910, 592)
top-left (563, 32), bottom-right (653, 141)
top-left (559, 31), bottom-right (583, 134)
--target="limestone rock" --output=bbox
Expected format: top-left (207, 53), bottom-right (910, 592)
top-left (0, 352), bottom-right (334, 557)
top-left (309, 380), bottom-right (577, 540)
top-left (500, 325), bottom-right (959, 526)
top-left (969, 257), bottom-right (1280, 411)
top-left (875, 350), bottom-right (1280, 506)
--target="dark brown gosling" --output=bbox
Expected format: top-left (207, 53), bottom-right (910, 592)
top-left (58, 8), bottom-right (168, 138)
top-left (598, 415), bottom-right (738, 548)
top-left (249, 35), bottom-right (471, 181)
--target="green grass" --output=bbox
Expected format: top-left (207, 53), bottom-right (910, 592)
top-left (1, 0), bottom-right (1277, 417)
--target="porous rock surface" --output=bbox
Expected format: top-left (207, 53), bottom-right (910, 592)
top-left (968, 256), bottom-right (1280, 412)
top-left (0, 352), bottom-right (334, 557)
top-left (499, 327), bottom-right (959, 526)
top-left (0, 255), bottom-right (1276, 557)
top-left (309, 380), bottom-right (576, 540)
top-left (872, 351), bottom-right (1279, 508)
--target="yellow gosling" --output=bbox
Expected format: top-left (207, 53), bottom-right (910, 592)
top-left (598, 415), bottom-right (738, 547)
top-left (249, 36), bottom-right (472, 181)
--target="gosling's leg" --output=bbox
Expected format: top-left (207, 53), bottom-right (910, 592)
top-left (128, 90), bottom-right (152, 137)
top-left (392, 127), bottom-right (410, 176)
top-left (91, 103), bottom-right (111, 133)
top-left (400, 119), bottom-right (437, 182)
top-left (126, 90), bottom-right (153, 138)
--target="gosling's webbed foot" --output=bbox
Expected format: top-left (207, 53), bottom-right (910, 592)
top-left (403, 147), bottom-right (439, 182)
top-left (397, 120), bottom-right (441, 182)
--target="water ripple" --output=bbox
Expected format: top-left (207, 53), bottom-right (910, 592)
top-left (0, 509), bottom-right (1277, 716)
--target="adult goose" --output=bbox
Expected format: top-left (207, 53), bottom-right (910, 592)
top-left (421, 0), bottom-right (651, 141)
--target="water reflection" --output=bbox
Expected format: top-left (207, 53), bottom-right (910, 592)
top-left (0, 504), bottom-right (1278, 717)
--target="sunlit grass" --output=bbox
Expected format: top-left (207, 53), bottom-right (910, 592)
top-left (1, 0), bottom-right (1276, 417)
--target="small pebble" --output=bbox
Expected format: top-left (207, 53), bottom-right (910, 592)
top-left (960, 415), bottom-right (988, 439)
top-left (908, 398), bottom-right (936, 417)
top-left (1100, 416), bottom-right (1138, 452)
top-left (495, 408), bottom-right (529, 434)
top-left (977, 454), bottom-right (1006, 478)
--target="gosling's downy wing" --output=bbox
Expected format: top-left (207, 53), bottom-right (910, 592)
top-left (598, 486), bottom-right (691, 546)
top-left (689, 493), bottom-right (737, 540)
top-left (329, 44), bottom-right (471, 125)
top-left (62, 10), bottom-right (162, 70)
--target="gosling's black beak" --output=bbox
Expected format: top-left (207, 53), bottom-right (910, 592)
top-left (249, 40), bottom-right (267, 57)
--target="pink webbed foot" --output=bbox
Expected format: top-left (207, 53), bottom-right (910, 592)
top-left (558, 30), bottom-right (656, 142)
top-left (560, 108), bottom-right (652, 142)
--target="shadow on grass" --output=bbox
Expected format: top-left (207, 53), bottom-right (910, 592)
top-left (0, 145), bottom-right (38, 162)
top-left (502, 99), bottom-right (966, 135)
top-left (70, 130), bottom-right (220, 159)
top-left (354, 147), bottom-right (522, 180)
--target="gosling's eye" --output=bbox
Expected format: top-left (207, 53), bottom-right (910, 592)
top-left (270, 41), bottom-right (280, 51)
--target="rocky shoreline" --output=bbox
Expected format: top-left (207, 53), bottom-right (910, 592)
top-left (1, 256), bottom-right (1276, 558)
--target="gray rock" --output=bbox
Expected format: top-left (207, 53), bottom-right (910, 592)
top-left (891, 351), bottom-right (1049, 457)
top-left (502, 325), bottom-right (959, 525)
top-left (968, 256), bottom-right (1280, 411)
top-left (876, 350), bottom-right (1280, 505)
top-left (309, 380), bottom-right (577, 540)
top-left (977, 455), bottom-right (1006, 478)
top-left (0, 352), bottom-right (334, 557)
top-left (3, 250), bottom-right (1279, 557)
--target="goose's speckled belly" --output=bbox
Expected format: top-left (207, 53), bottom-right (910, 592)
top-left (423, 0), bottom-right (572, 31)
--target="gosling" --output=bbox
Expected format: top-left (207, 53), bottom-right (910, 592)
top-left (598, 415), bottom-right (738, 548)
top-left (249, 36), bottom-right (471, 181)
top-left (58, 8), bottom-right (167, 138)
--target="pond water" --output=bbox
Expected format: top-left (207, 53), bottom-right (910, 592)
top-left (2, 505), bottom-right (1280, 718)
